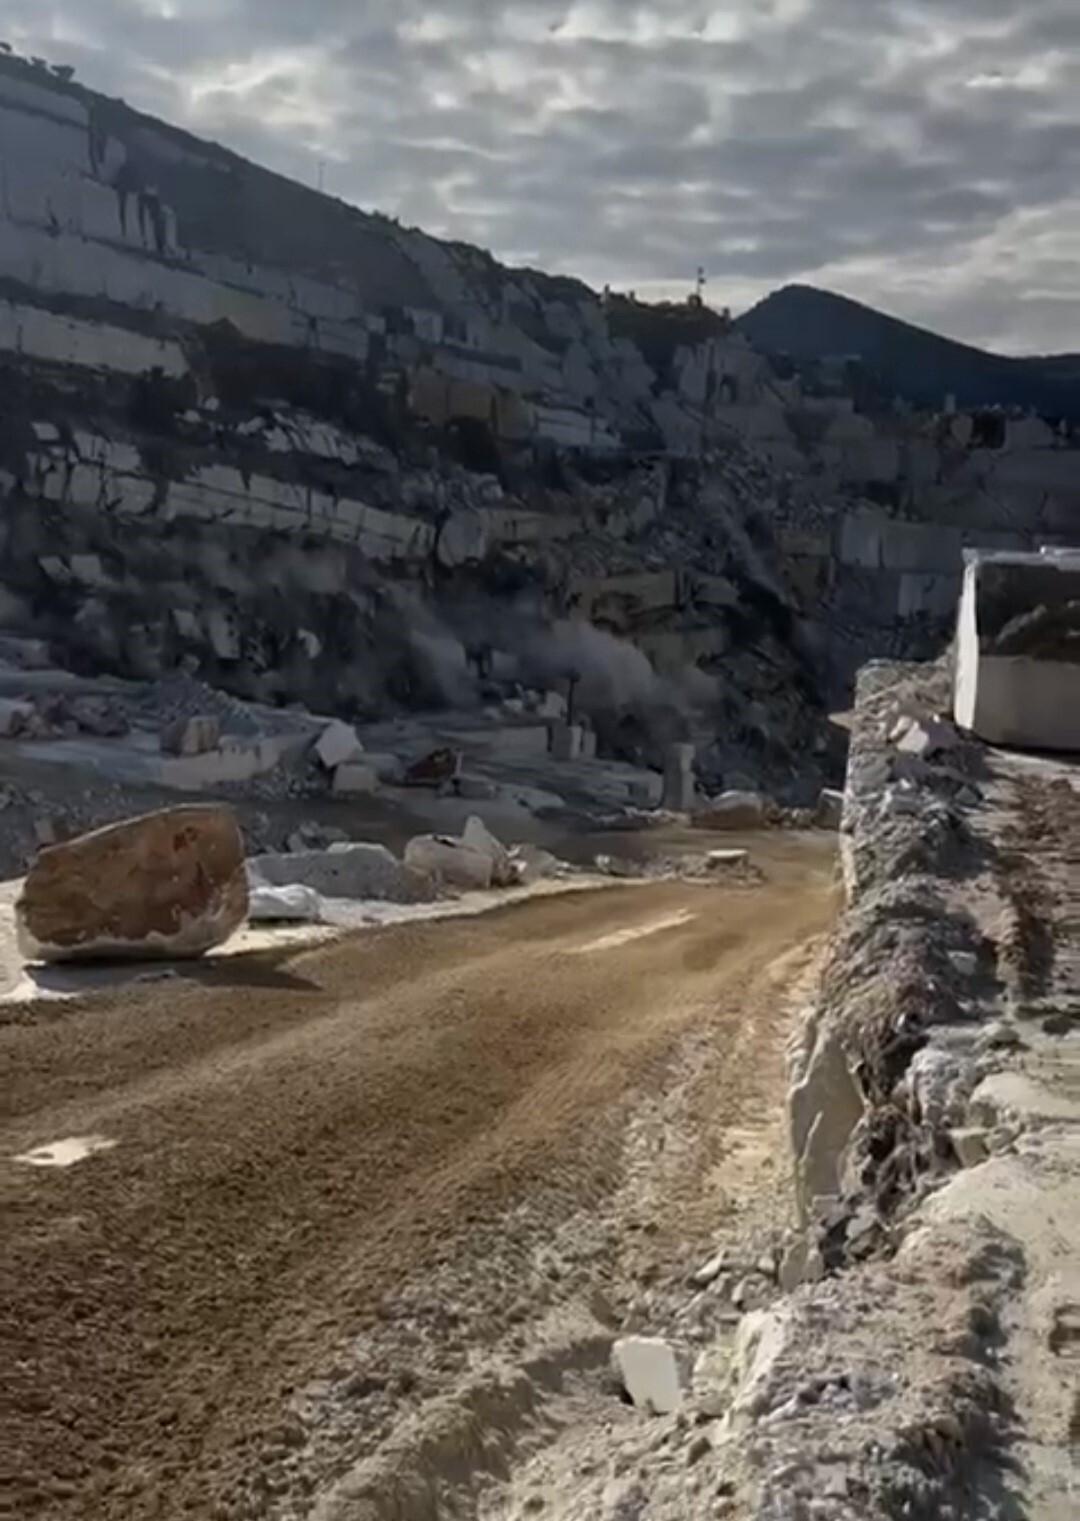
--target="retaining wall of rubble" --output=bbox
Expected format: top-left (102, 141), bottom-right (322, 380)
top-left (722, 658), bottom-right (1080, 1518)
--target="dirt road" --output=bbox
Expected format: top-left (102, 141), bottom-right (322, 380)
top-left (2, 838), bottom-right (837, 1519)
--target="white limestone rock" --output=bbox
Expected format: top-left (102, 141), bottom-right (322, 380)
top-left (314, 720), bottom-right (364, 770)
top-left (550, 721), bottom-right (584, 761)
top-left (404, 835), bottom-right (494, 891)
top-left (462, 815), bottom-right (516, 887)
top-left (332, 762), bottom-right (380, 796)
top-left (248, 843), bottom-right (434, 903)
top-left (249, 883), bottom-right (324, 922)
top-left (160, 714), bottom-right (220, 756)
top-left (509, 844), bottom-right (564, 884)
top-left (788, 1015), bottom-right (865, 1220)
top-left (707, 849), bottom-right (749, 869)
top-left (949, 1128), bottom-right (991, 1168)
top-left (612, 1336), bottom-right (684, 1415)
top-left (895, 716), bottom-right (960, 759)
top-left (726, 1308), bottom-right (794, 1424)
top-left (437, 510), bottom-right (490, 568)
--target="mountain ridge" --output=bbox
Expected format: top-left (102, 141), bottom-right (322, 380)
top-left (736, 284), bottom-right (1080, 419)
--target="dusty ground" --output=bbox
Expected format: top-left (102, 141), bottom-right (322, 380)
top-left (1, 833), bottom-right (837, 1520)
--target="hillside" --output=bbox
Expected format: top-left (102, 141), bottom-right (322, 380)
top-left (737, 284), bottom-right (1080, 420)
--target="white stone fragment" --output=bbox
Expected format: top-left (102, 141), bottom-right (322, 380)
top-left (332, 763), bottom-right (380, 796)
top-left (404, 835), bottom-right (493, 891)
top-left (462, 815), bottom-right (516, 886)
top-left (315, 720), bottom-right (364, 770)
top-left (816, 788), bottom-right (845, 830)
top-left (896, 716), bottom-right (960, 758)
top-left (160, 714), bottom-right (220, 757)
top-left (248, 884), bottom-right (324, 923)
top-left (692, 1251), bottom-right (728, 1287)
top-left (612, 1336), bottom-right (684, 1415)
top-left (949, 1128), bottom-right (990, 1168)
top-left (707, 849), bottom-right (749, 868)
top-left (14, 1135), bottom-right (117, 1168)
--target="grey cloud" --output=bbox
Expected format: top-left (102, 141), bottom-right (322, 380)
top-left (5, 0), bottom-right (1079, 352)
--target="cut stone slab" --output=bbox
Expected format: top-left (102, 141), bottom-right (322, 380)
top-left (816, 787), bottom-right (845, 830)
top-left (707, 849), bottom-right (749, 869)
top-left (332, 762), bottom-right (380, 796)
top-left (612, 1336), bottom-right (684, 1415)
top-left (663, 745), bottom-right (697, 811)
top-left (462, 815), bottom-right (516, 887)
top-left (550, 721), bottom-right (584, 762)
top-left (248, 883), bottom-right (324, 923)
top-left (971, 1071), bottom-right (1080, 1128)
top-left (16, 805), bottom-right (248, 962)
top-left (314, 720), bottom-right (364, 770)
top-left (248, 844), bottom-right (434, 904)
top-left (954, 549), bottom-right (1080, 750)
top-left (404, 835), bottom-right (494, 891)
top-left (160, 714), bottom-right (220, 756)
top-left (693, 790), bottom-right (767, 831)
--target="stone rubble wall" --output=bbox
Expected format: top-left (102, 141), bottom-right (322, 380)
top-left (718, 659), bottom-right (1080, 1518)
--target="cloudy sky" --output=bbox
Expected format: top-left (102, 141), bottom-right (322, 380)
top-left (5, 1), bottom-right (1080, 354)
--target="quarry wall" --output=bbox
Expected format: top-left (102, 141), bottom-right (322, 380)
top-left (0, 49), bottom-right (1073, 721)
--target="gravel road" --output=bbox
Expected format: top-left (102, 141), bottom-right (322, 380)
top-left (2, 838), bottom-right (838, 1519)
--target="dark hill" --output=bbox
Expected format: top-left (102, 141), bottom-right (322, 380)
top-left (736, 285), bottom-right (1080, 421)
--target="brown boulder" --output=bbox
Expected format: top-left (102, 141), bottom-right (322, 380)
top-left (403, 747), bottom-right (462, 788)
top-left (16, 805), bottom-right (248, 963)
